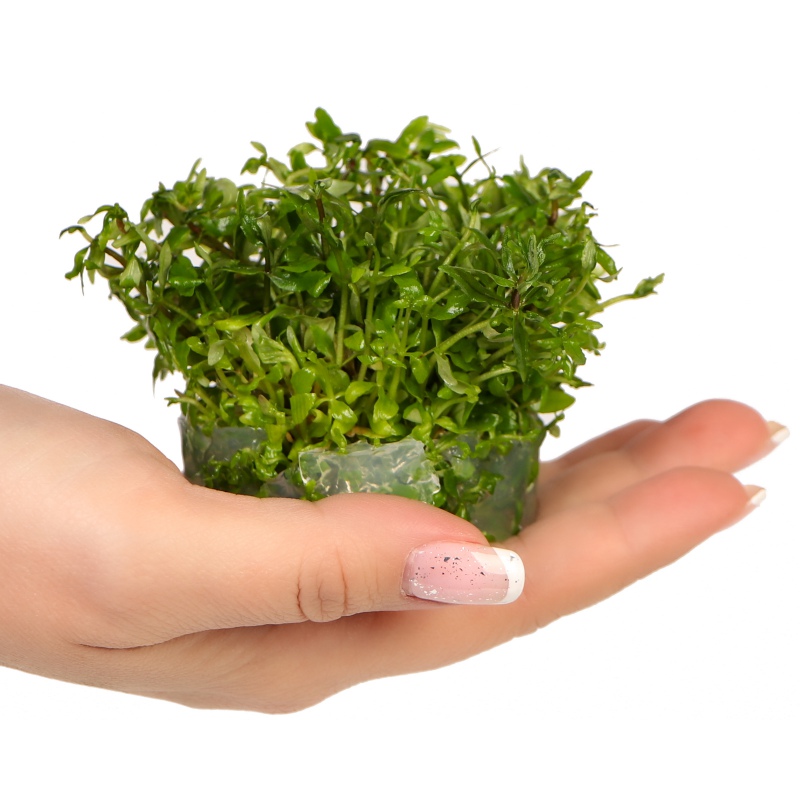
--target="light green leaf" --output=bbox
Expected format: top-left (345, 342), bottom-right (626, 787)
top-left (291, 369), bottom-right (316, 393)
top-left (119, 256), bottom-right (143, 288)
top-left (158, 240), bottom-right (172, 287)
top-left (435, 355), bottom-right (477, 398)
top-left (326, 179), bottom-right (356, 198)
top-left (207, 340), bottom-right (227, 366)
top-left (344, 330), bottom-right (365, 351)
top-left (215, 314), bottom-right (262, 332)
top-left (345, 381), bottom-right (375, 405)
top-left (374, 394), bottom-right (399, 421)
top-left (329, 399), bottom-right (358, 426)
top-left (581, 239), bottom-right (597, 272)
top-left (290, 393), bottom-right (315, 425)
top-left (410, 354), bottom-right (431, 384)
top-left (538, 387), bottom-right (575, 412)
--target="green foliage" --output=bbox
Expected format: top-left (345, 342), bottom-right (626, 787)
top-left (64, 108), bottom-right (661, 515)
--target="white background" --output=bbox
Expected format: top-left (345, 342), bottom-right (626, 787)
top-left (1, 1), bottom-right (797, 797)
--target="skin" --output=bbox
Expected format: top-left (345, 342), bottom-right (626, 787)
top-left (0, 385), bottom-right (780, 713)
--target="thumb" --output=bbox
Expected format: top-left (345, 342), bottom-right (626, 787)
top-left (85, 485), bottom-right (526, 647)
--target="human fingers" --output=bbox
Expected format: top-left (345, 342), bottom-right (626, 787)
top-left (515, 467), bottom-right (762, 630)
top-left (313, 466), bottom-right (762, 691)
top-left (88, 464), bottom-right (761, 713)
top-left (538, 418), bottom-right (658, 483)
top-left (537, 400), bottom-right (784, 516)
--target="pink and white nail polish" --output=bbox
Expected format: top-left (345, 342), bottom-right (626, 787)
top-left (402, 543), bottom-right (525, 605)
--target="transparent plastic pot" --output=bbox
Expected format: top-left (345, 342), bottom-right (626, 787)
top-left (180, 419), bottom-right (542, 541)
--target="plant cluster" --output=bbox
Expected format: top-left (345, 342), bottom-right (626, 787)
top-left (64, 108), bottom-right (661, 515)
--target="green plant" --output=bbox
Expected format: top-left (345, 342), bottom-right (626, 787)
top-left (64, 108), bottom-right (661, 536)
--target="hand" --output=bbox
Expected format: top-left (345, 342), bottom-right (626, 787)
top-left (0, 385), bottom-right (785, 712)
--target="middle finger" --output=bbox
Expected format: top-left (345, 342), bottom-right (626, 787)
top-left (536, 399), bottom-right (774, 517)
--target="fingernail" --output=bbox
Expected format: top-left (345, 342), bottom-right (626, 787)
top-left (744, 484), bottom-right (767, 508)
top-left (767, 421), bottom-right (790, 447)
top-left (402, 543), bottom-right (525, 605)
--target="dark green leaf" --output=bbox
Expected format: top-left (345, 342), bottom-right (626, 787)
top-left (270, 269), bottom-right (331, 297)
top-left (366, 138), bottom-right (408, 159)
top-left (378, 188), bottom-right (424, 208)
top-left (439, 266), bottom-right (502, 306)
top-left (168, 255), bottom-right (204, 297)
top-left (633, 273), bottom-right (664, 297)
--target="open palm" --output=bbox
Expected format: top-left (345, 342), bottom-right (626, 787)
top-left (0, 386), bottom-right (781, 712)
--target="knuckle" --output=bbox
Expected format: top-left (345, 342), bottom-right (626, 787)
top-left (296, 540), bottom-right (351, 623)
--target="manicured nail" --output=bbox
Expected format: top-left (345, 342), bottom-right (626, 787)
top-left (767, 421), bottom-right (790, 447)
top-left (402, 543), bottom-right (525, 605)
top-left (744, 484), bottom-right (767, 508)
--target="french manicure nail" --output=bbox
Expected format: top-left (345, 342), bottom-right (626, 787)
top-left (402, 543), bottom-right (525, 605)
top-left (744, 484), bottom-right (767, 508)
top-left (767, 421), bottom-right (790, 447)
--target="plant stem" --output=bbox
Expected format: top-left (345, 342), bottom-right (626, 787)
top-left (162, 299), bottom-right (198, 324)
top-left (588, 292), bottom-right (640, 315)
top-left (389, 307), bottom-right (411, 400)
top-left (432, 316), bottom-right (492, 355)
top-left (427, 216), bottom-right (476, 296)
top-left (419, 313), bottom-right (430, 355)
top-left (104, 247), bottom-right (127, 267)
top-left (476, 365), bottom-right (515, 383)
top-left (358, 246), bottom-right (379, 380)
top-left (430, 286), bottom-right (453, 306)
top-left (482, 343), bottom-right (514, 367)
top-left (262, 245), bottom-right (272, 313)
top-left (336, 284), bottom-right (349, 365)
top-left (187, 223), bottom-right (237, 259)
